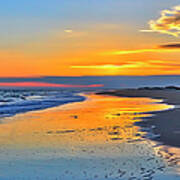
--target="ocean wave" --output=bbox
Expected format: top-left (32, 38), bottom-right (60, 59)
top-left (0, 90), bottom-right (85, 118)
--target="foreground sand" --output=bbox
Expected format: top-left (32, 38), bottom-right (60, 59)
top-left (97, 89), bottom-right (180, 148)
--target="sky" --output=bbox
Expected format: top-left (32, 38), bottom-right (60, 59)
top-left (1, 0), bottom-right (180, 77)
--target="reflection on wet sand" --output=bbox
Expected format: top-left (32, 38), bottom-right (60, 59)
top-left (155, 145), bottom-right (180, 176)
top-left (0, 94), bottom-right (178, 180)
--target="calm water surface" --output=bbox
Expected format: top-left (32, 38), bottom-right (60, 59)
top-left (0, 94), bottom-right (179, 180)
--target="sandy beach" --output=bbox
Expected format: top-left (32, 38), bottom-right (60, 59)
top-left (0, 92), bottom-right (179, 179)
top-left (97, 89), bottom-right (180, 148)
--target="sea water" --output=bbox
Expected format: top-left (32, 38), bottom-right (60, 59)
top-left (0, 89), bottom-right (85, 118)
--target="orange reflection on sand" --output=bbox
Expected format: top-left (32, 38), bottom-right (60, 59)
top-left (0, 94), bottom-right (173, 150)
top-left (154, 145), bottom-right (180, 175)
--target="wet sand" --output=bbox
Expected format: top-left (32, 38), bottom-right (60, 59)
top-left (97, 89), bottom-right (180, 148)
top-left (0, 94), bottom-right (178, 179)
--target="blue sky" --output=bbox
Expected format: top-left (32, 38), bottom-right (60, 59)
top-left (0, 0), bottom-right (179, 43)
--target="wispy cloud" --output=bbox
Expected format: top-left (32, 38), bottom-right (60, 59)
top-left (149, 60), bottom-right (180, 67)
top-left (71, 63), bottom-right (144, 69)
top-left (102, 48), bottom-right (180, 55)
top-left (64, 29), bottom-right (73, 33)
top-left (141, 5), bottom-right (180, 37)
top-left (158, 43), bottom-right (180, 49)
top-left (0, 82), bottom-right (103, 88)
top-left (104, 49), bottom-right (158, 55)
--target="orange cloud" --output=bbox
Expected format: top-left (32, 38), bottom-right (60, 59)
top-left (71, 63), bottom-right (143, 69)
top-left (102, 48), bottom-right (180, 55)
top-left (141, 5), bottom-right (180, 36)
top-left (0, 82), bottom-right (104, 88)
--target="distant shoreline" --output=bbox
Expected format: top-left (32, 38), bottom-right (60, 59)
top-left (97, 88), bottom-right (180, 148)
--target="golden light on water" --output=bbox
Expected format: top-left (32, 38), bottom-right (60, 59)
top-left (0, 94), bottom-right (173, 149)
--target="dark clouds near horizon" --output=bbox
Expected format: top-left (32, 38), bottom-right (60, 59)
top-left (159, 43), bottom-right (180, 49)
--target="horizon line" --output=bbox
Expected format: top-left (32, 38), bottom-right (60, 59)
top-left (0, 75), bottom-right (180, 78)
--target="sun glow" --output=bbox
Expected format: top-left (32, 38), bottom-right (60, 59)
top-left (71, 63), bottom-right (143, 69)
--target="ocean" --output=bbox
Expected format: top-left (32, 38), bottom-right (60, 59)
top-left (0, 89), bottom-right (85, 118)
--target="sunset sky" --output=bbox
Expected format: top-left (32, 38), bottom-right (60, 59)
top-left (1, 0), bottom-right (180, 77)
